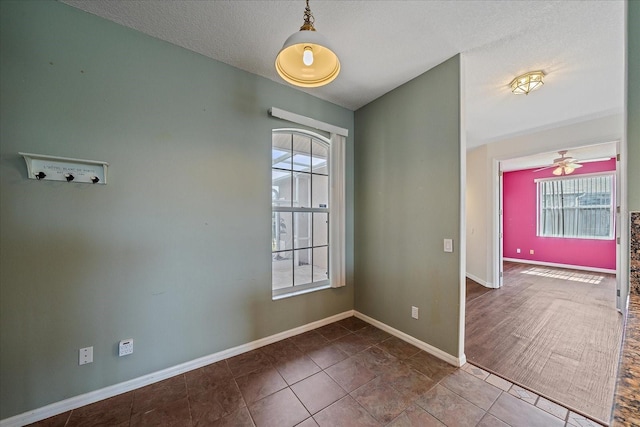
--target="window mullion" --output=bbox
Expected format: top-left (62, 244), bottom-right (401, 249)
top-left (310, 213), bottom-right (314, 281)
top-left (291, 210), bottom-right (296, 286)
top-left (273, 207), bottom-right (329, 213)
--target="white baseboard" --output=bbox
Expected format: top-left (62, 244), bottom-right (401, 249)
top-left (353, 311), bottom-right (465, 367)
top-left (3, 309), bottom-right (466, 426)
top-left (0, 310), bottom-right (355, 427)
top-left (502, 258), bottom-right (616, 274)
top-left (465, 272), bottom-right (492, 288)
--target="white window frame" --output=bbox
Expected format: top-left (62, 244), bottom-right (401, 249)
top-left (535, 172), bottom-right (616, 240)
top-left (268, 107), bottom-right (348, 300)
top-left (272, 129), bottom-right (332, 299)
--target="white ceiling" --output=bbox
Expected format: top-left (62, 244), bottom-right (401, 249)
top-left (61, 0), bottom-right (625, 150)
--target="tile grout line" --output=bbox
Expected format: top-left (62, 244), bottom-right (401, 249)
top-left (40, 319), bottom-right (605, 427)
top-left (467, 362), bottom-right (606, 427)
top-left (458, 367), bottom-right (573, 427)
top-left (128, 389), bottom-right (133, 427)
top-left (183, 374), bottom-right (194, 427)
top-left (311, 323), bottom-right (412, 425)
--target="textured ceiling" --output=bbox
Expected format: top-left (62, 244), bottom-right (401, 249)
top-left (61, 0), bottom-right (625, 149)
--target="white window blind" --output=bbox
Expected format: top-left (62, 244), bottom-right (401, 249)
top-left (329, 133), bottom-right (346, 288)
top-left (537, 173), bottom-right (615, 239)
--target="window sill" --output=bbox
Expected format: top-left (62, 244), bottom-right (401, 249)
top-left (538, 235), bottom-right (615, 240)
top-left (272, 283), bottom-right (332, 300)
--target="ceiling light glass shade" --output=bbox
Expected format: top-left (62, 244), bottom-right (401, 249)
top-left (510, 71), bottom-right (545, 95)
top-left (275, 29), bottom-right (341, 87)
top-left (552, 165), bottom-right (576, 176)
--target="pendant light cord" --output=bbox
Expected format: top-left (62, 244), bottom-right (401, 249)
top-left (300, 0), bottom-right (316, 31)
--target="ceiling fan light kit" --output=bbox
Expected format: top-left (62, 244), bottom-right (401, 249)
top-left (275, 0), bottom-right (340, 88)
top-left (536, 150), bottom-right (583, 175)
top-left (510, 70), bottom-right (545, 95)
top-left (553, 165), bottom-right (575, 176)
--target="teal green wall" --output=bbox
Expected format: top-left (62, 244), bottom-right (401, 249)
top-left (354, 56), bottom-right (461, 357)
top-left (4, 0), bottom-right (633, 420)
top-left (629, 0), bottom-right (640, 211)
top-left (0, 1), bottom-right (354, 418)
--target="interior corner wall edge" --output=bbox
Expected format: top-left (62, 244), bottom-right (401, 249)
top-left (353, 55), bottom-right (462, 357)
top-left (0, 0), bottom-right (354, 419)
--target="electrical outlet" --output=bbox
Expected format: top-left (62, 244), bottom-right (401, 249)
top-left (119, 339), bottom-right (133, 357)
top-left (79, 346), bottom-right (93, 365)
top-left (411, 306), bottom-right (419, 319)
top-left (530, 249), bottom-right (535, 255)
top-left (516, 248), bottom-right (521, 253)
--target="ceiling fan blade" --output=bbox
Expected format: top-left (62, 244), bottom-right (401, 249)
top-left (580, 157), bottom-right (613, 163)
top-left (567, 162), bottom-right (583, 168)
top-left (534, 165), bottom-right (554, 172)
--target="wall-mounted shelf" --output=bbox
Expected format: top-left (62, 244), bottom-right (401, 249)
top-left (19, 152), bottom-right (109, 184)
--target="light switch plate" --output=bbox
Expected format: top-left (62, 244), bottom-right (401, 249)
top-left (444, 239), bottom-right (453, 253)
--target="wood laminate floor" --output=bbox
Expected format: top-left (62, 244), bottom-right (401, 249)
top-left (465, 261), bottom-right (623, 425)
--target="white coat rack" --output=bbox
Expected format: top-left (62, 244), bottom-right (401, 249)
top-left (20, 152), bottom-right (108, 184)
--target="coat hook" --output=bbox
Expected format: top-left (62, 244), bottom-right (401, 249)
top-left (64, 173), bottom-right (74, 182)
top-left (90, 176), bottom-right (100, 184)
top-left (35, 171), bottom-right (46, 180)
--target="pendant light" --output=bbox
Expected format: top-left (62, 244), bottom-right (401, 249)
top-left (275, 0), bottom-right (340, 88)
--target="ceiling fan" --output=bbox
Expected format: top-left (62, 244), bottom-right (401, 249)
top-left (534, 150), bottom-right (583, 176)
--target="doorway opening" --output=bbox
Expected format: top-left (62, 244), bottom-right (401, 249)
top-left (496, 141), bottom-right (624, 309)
top-left (464, 141), bottom-right (625, 424)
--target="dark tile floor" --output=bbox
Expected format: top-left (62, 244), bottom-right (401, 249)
top-left (29, 317), bottom-right (599, 427)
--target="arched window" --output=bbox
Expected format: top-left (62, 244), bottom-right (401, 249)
top-left (272, 129), bottom-right (331, 298)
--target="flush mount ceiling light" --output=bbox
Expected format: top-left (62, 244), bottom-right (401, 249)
top-left (510, 70), bottom-right (545, 95)
top-left (275, 0), bottom-right (340, 88)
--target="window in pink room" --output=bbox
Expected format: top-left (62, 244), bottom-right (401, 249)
top-left (503, 158), bottom-right (616, 271)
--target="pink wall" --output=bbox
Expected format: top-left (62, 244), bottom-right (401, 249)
top-left (503, 158), bottom-right (616, 270)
